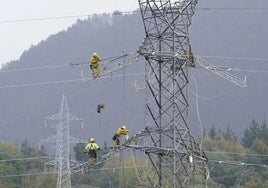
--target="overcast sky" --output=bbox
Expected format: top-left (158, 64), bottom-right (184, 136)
top-left (0, 0), bottom-right (139, 67)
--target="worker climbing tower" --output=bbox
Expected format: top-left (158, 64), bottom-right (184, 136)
top-left (124, 0), bottom-right (209, 187)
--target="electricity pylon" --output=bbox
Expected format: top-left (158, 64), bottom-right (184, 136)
top-left (124, 1), bottom-right (209, 187)
top-left (41, 94), bottom-right (85, 188)
top-left (69, 0), bottom-right (246, 186)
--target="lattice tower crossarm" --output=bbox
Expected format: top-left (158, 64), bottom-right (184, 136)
top-left (127, 0), bottom-right (209, 187)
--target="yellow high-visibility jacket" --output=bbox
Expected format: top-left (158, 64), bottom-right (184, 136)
top-left (116, 127), bottom-right (130, 136)
top-left (84, 142), bottom-right (100, 152)
top-left (90, 55), bottom-right (101, 64)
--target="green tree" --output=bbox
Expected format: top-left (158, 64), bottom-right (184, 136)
top-left (244, 179), bottom-right (268, 188)
top-left (222, 123), bottom-right (237, 141)
top-left (73, 143), bottom-right (87, 162)
top-left (19, 139), bottom-right (54, 188)
top-left (260, 120), bottom-right (268, 144)
top-left (241, 119), bottom-right (260, 148)
top-left (202, 136), bottom-right (248, 187)
top-left (245, 138), bottom-right (268, 181)
top-left (0, 141), bottom-right (25, 188)
top-left (20, 139), bottom-right (47, 171)
top-left (208, 124), bottom-right (216, 139)
top-left (20, 174), bottom-right (56, 188)
top-left (251, 139), bottom-right (268, 155)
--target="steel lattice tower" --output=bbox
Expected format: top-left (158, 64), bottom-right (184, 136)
top-left (42, 94), bottom-right (85, 188)
top-left (124, 0), bottom-right (208, 187)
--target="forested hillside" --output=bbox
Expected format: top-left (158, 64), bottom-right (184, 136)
top-left (1, 121), bottom-right (267, 187)
top-left (0, 12), bottom-right (145, 152)
top-left (0, 0), bottom-right (267, 160)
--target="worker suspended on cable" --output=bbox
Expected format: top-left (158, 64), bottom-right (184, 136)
top-left (112, 125), bottom-right (130, 150)
top-left (84, 137), bottom-right (100, 165)
top-left (97, 101), bottom-right (105, 113)
top-left (90, 52), bottom-right (102, 78)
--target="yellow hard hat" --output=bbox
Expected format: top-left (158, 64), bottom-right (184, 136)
top-left (89, 138), bottom-right (95, 143)
top-left (93, 52), bottom-right (98, 57)
top-left (121, 125), bottom-right (127, 130)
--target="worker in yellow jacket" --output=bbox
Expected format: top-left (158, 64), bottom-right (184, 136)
top-left (90, 52), bottom-right (102, 78)
top-left (84, 137), bottom-right (100, 165)
top-left (112, 125), bottom-right (130, 150)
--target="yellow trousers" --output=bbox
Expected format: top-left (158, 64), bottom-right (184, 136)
top-left (91, 63), bottom-right (100, 78)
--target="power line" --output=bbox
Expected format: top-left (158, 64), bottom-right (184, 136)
top-left (0, 78), bottom-right (81, 89)
top-left (1, 159), bottom-right (267, 178)
top-left (197, 55), bottom-right (268, 62)
top-left (0, 14), bottom-right (91, 24)
top-left (0, 154), bottom-right (85, 163)
top-left (0, 149), bottom-right (266, 164)
top-left (231, 68), bottom-right (268, 73)
top-left (0, 156), bottom-right (53, 163)
top-left (0, 171), bottom-right (57, 178)
top-left (209, 159), bottom-right (268, 168)
top-left (204, 150), bottom-right (268, 157)
top-left (0, 10), bottom-right (140, 24)
top-left (0, 53), bottom-right (134, 73)
top-left (0, 53), bottom-right (267, 91)
top-left (0, 72), bottom-right (144, 89)
top-left (1, 54), bottom-right (268, 74)
top-left (0, 64), bottom-right (69, 73)
top-left (2, 63), bottom-right (268, 74)
top-left (196, 7), bottom-right (268, 10)
top-left (197, 7), bottom-right (268, 10)
top-left (0, 7), bottom-right (267, 24)
top-left (0, 63), bottom-right (266, 91)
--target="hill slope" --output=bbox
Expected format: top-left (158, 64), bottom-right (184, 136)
top-left (1, 0), bottom-right (268, 152)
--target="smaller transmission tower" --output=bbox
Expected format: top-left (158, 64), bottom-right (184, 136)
top-left (42, 94), bottom-right (85, 188)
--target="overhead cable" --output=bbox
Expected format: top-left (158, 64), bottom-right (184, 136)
top-left (0, 72), bottom-right (145, 89)
top-left (0, 10), bottom-right (140, 24)
top-left (1, 159), bottom-right (267, 178)
top-left (2, 54), bottom-right (268, 74)
top-left (0, 53), bottom-right (133, 73)
top-left (0, 7), bottom-right (267, 24)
